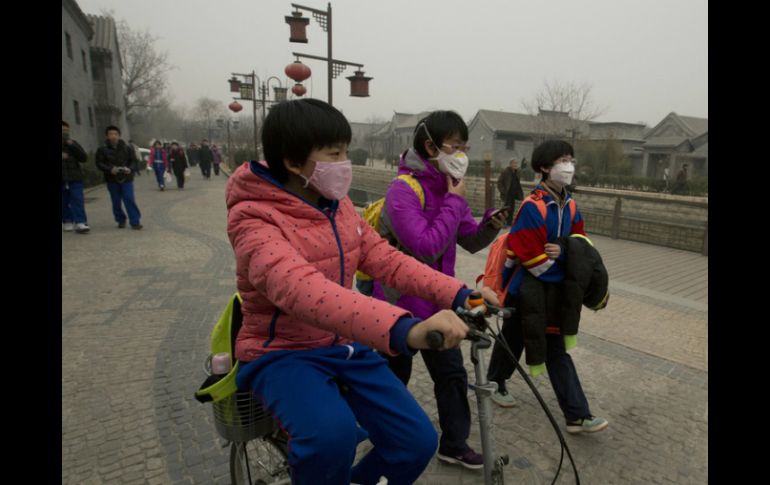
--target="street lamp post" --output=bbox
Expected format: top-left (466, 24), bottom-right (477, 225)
top-left (285, 3), bottom-right (372, 105)
top-left (228, 72), bottom-right (285, 160)
top-left (258, 77), bottom-right (287, 121)
top-left (483, 151), bottom-right (493, 210)
top-left (216, 117), bottom-right (239, 169)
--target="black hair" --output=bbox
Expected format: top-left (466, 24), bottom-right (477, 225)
top-left (412, 111), bottom-right (468, 160)
top-left (105, 125), bottom-right (121, 135)
top-left (62, 121), bottom-right (69, 128)
top-left (531, 140), bottom-right (574, 180)
top-left (262, 98), bottom-right (352, 183)
top-left (153, 140), bottom-right (162, 147)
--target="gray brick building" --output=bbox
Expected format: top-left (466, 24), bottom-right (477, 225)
top-left (62, 0), bottom-right (129, 155)
top-left (87, 14), bottom-right (130, 144)
top-left (62, 0), bottom-right (97, 153)
top-left (641, 112), bottom-right (708, 179)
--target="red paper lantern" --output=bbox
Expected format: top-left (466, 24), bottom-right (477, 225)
top-left (291, 83), bottom-right (307, 97)
top-left (228, 101), bottom-right (243, 113)
top-left (285, 61), bottom-right (311, 83)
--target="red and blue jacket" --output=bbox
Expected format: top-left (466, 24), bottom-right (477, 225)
top-left (503, 185), bottom-right (586, 298)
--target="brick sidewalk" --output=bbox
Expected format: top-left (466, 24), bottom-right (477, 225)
top-left (62, 168), bottom-right (707, 484)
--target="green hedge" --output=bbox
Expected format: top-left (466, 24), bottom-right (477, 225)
top-left (572, 174), bottom-right (707, 196)
top-left (231, 148), bottom-right (258, 167)
top-left (465, 160), bottom-right (707, 196)
top-left (350, 149), bottom-right (369, 166)
top-left (82, 153), bottom-right (105, 188)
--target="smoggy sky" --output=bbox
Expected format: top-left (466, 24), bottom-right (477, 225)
top-left (75, 0), bottom-right (708, 126)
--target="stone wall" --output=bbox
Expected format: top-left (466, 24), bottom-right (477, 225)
top-left (351, 166), bottom-right (708, 254)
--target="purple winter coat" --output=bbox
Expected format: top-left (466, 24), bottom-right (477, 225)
top-left (373, 148), bottom-right (500, 319)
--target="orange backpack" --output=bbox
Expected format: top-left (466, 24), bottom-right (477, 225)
top-left (476, 195), bottom-right (576, 303)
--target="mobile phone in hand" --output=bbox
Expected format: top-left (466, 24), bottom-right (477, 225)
top-left (487, 207), bottom-right (511, 225)
top-left (491, 207), bottom-right (511, 219)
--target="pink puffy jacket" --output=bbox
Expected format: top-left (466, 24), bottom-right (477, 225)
top-left (226, 162), bottom-right (465, 362)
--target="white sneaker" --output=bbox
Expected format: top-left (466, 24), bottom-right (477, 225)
top-left (490, 389), bottom-right (517, 408)
top-left (63, 223), bottom-right (74, 232)
top-left (75, 223), bottom-right (90, 234)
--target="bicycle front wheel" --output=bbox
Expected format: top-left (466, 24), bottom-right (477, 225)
top-left (230, 432), bottom-right (290, 485)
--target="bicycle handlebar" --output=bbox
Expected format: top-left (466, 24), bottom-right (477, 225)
top-left (425, 300), bottom-right (515, 350)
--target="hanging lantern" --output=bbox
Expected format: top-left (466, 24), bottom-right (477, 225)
top-left (291, 83), bottom-right (307, 97)
top-left (228, 77), bottom-right (242, 93)
top-left (347, 70), bottom-right (373, 97)
top-left (273, 86), bottom-right (288, 102)
top-left (229, 101), bottom-right (243, 113)
top-left (285, 61), bottom-right (311, 83)
top-left (285, 11), bottom-right (309, 43)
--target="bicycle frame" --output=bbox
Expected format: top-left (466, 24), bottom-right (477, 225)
top-left (454, 307), bottom-right (510, 485)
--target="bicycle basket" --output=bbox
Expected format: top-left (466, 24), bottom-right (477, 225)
top-left (212, 390), bottom-right (277, 442)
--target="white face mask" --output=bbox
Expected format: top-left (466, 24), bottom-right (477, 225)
top-left (549, 161), bottom-right (575, 186)
top-left (417, 122), bottom-right (469, 180)
top-left (432, 149), bottom-right (469, 180)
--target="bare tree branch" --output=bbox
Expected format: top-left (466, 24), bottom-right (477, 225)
top-left (116, 19), bottom-right (174, 123)
top-left (522, 80), bottom-right (608, 143)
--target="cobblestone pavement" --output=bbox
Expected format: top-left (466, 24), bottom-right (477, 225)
top-left (62, 167), bottom-right (707, 484)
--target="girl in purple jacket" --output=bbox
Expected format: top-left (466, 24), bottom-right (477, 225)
top-left (373, 111), bottom-right (507, 469)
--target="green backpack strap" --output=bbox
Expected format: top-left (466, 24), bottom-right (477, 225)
top-left (395, 174), bottom-right (425, 208)
top-left (195, 292), bottom-right (243, 403)
top-left (355, 174), bottom-right (424, 282)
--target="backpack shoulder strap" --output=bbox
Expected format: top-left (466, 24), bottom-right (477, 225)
top-left (516, 194), bottom-right (547, 222)
top-left (395, 174), bottom-right (425, 209)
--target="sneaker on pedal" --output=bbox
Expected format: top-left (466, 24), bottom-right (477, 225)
top-left (566, 416), bottom-right (608, 434)
top-left (490, 388), bottom-right (517, 408)
top-left (63, 222), bottom-right (74, 232)
top-left (75, 223), bottom-right (90, 234)
top-left (437, 447), bottom-right (484, 470)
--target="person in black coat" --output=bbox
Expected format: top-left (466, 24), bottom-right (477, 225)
top-left (198, 139), bottom-right (213, 179)
top-left (168, 142), bottom-right (189, 189)
top-left (61, 121), bottom-right (90, 234)
top-left (95, 125), bottom-right (143, 229)
top-left (496, 157), bottom-right (524, 226)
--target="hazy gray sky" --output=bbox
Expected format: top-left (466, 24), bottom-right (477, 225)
top-left (76, 0), bottom-right (708, 126)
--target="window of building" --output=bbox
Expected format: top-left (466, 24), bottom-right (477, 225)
top-left (82, 50), bottom-right (88, 72)
top-left (73, 100), bottom-right (81, 125)
top-left (88, 107), bottom-right (94, 127)
top-left (506, 138), bottom-right (515, 150)
top-left (65, 32), bottom-right (73, 59)
top-left (91, 57), bottom-right (103, 81)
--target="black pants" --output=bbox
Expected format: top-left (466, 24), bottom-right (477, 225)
top-left (200, 161), bottom-right (211, 178)
top-left (173, 168), bottom-right (185, 188)
top-left (487, 293), bottom-right (592, 422)
top-left (503, 191), bottom-right (518, 225)
top-left (387, 347), bottom-right (471, 454)
top-left (213, 163), bottom-right (220, 176)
